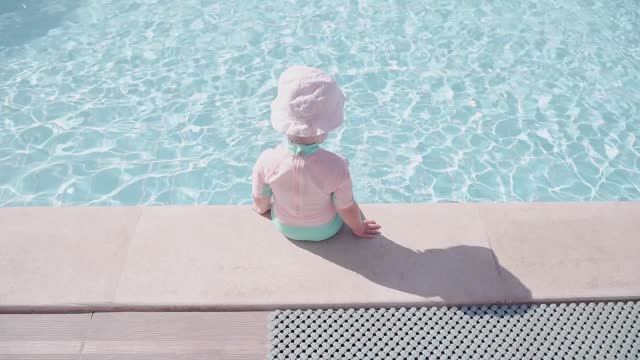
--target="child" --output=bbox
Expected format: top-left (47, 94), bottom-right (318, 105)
top-left (252, 65), bottom-right (381, 241)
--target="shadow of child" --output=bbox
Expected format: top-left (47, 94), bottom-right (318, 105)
top-left (290, 228), bottom-right (532, 308)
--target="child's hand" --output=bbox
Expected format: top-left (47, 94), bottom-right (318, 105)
top-left (253, 205), bottom-right (269, 214)
top-left (252, 196), bottom-right (272, 214)
top-left (336, 202), bottom-right (381, 239)
top-left (352, 219), bottom-right (381, 238)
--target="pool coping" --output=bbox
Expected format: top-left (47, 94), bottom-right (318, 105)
top-left (1, 202), bottom-right (639, 313)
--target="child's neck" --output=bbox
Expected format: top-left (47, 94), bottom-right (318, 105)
top-left (288, 137), bottom-right (317, 145)
top-left (285, 139), bottom-right (321, 156)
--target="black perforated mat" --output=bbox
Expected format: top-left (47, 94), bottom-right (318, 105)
top-left (268, 301), bottom-right (639, 359)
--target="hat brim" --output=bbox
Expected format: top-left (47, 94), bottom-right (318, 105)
top-left (270, 92), bottom-right (344, 137)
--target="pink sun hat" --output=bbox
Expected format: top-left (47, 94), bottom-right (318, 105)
top-left (270, 65), bottom-right (345, 138)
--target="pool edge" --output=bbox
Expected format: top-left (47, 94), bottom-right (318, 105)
top-left (1, 202), bottom-right (639, 313)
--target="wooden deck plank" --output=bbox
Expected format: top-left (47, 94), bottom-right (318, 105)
top-left (0, 314), bottom-right (90, 355)
top-left (0, 356), bottom-right (79, 360)
top-left (82, 312), bottom-right (268, 359)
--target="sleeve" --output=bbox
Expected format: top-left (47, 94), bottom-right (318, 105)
top-left (333, 158), bottom-right (355, 209)
top-left (251, 153), bottom-right (271, 199)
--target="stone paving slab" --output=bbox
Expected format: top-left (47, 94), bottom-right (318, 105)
top-left (114, 203), bottom-right (504, 309)
top-left (1, 202), bottom-right (638, 311)
top-left (476, 202), bottom-right (640, 303)
top-left (0, 207), bottom-right (141, 310)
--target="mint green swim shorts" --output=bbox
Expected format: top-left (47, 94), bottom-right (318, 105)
top-left (271, 210), bottom-right (344, 241)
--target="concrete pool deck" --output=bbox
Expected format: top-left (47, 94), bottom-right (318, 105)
top-left (0, 202), bottom-right (639, 312)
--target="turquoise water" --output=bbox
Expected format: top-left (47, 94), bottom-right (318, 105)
top-left (1, 0), bottom-right (639, 206)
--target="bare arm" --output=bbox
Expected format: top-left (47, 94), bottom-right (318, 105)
top-left (337, 202), bottom-right (381, 238)
top-left (252, 153), bottom-right (272, 214)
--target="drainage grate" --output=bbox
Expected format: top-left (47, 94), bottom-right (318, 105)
top-left (267, 301), bottom-right (639, 359)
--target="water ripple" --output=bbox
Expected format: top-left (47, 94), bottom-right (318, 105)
top-left (1, 0), bottom-right (639, 206)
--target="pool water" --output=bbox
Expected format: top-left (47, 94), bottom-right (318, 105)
top-left (1, 0), bottom-right (639, 206)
